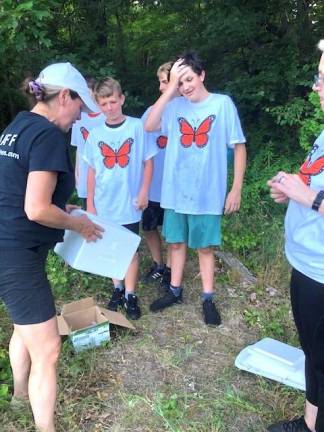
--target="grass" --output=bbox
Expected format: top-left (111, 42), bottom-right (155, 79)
top-left (0, 234), bottom-right (304, 431)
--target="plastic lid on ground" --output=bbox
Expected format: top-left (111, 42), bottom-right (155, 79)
top-left (235, 337), bottom-right (305, 391)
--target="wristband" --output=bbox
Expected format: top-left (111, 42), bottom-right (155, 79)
top-left (311, 190), bottom-right (324, 211)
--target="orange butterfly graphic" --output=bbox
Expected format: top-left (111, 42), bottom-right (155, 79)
top-left (157, 135), bottom-right (168, 149)
top-left (178, 115), bottom-right (215, 148)
top-left (80, 126), bottom-right (89, 141)
top-left (299, 155), bottom-right (324, 185)
top-left (98, 138), bottom-right (133, 169)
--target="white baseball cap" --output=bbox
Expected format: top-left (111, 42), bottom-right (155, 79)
top-left (36, 62), bottom-right (98, 113)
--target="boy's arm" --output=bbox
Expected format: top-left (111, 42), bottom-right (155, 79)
top-left (145, 60), bottom-right (190, 132)
top-left (75, 148), bottom-right (80, 186)
top-left (86, 166), bottom-right (97, 215)
top-left (224, 143), bottom-right (247, 214)
top-left (136, 158), bottom-right (154, 210)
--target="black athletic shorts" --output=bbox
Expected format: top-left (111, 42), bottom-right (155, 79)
top-left (142, 201), bottom-right (164, 231)
top-left (0, 245), bottom-right (56, 325)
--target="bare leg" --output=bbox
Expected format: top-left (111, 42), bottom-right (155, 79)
top-left (9, 329), bottom-right (31, 399)
top-left (197, 247), bottom-right (215, 294)
top-left (305, 399), bottom-right (317, 431)
top-left (166, 245), bottom-right (171, 269)
top-left (124, 252), bottom-right (139, 293)
top-left (144, 230), bottom-right (163, 265)
top-left (15, 317), bottom-right (61, 432)
top-left (112, 278), bottom-right (123, 288)
top-left (170, 242), bottom-right (187, 286)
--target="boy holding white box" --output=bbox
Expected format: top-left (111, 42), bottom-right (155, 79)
top-left (84, 77), bottom-right (157, 320)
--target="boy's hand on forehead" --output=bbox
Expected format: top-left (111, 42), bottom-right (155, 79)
top-left (169, 59), bottom-right (191, 87)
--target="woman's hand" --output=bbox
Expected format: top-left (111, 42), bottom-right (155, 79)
top-left (65, 204), bottom-right (80, 214)
top-left (267, 171), bottom-right (316, 207)
top-left (72, 214), bottom-right (104, 242)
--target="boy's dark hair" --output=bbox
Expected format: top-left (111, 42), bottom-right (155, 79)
top-left (177, 51), bottom-right (205, 76)
top-left (84, 75), bottom-right (97, 92)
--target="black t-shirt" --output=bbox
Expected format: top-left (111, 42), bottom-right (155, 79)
top-left (0, 111), bottom-right (75, 248)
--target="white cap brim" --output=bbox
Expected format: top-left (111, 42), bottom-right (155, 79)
top-left (37, 62), bottom-right (99, 113)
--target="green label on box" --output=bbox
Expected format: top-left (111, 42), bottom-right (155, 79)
top-left (70, 322), bottom-right (110, 353)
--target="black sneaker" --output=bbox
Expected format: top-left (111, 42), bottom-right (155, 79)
top-left (107, 288), bottom-right (124, 311)
top-left (124, 294), bottom-right (141, 320)
top-left (160, 268), bottom-right (171, 291)
top-left (267, 417), bottom-right (311, 432)
top-left (150, 287), bottom-right (183, 312)
top-left (202, 298), bottom-right (221, 326)
top-left (142, 262), bottom-right (164, 283)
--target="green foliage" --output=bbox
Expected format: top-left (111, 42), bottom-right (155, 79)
top-left (243, 303), bottom-right (293, 340)
top-left (0, 0), bottom-right (54, 53)
top-left (0, 349), bottom-right (12, 408)
top-left (222, 145), bottom-right (300, 271)
top-left (299, 92), bottom-right (324, 152)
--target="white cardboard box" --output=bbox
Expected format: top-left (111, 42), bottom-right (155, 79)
top-left (54, 210), bottom-right (141, 280)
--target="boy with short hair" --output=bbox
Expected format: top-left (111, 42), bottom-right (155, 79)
top-left (141, 62), bottom-right (172, 288)
top-left (71, 77), bottom-right (105, 208)
top-left (84, 77), bottom-right (157, 320)
top-left (145, 52), bottom-right (246, 325)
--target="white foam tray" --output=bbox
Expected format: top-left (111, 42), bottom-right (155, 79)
top-left (235, 337), bottom-right (305, 391)
top-left (54, 210), bottom-right (141, 280)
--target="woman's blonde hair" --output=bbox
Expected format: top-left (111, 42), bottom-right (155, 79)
top-left (318, 39), bottom-right (324, 53)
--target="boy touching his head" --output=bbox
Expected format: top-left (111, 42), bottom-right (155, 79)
top-left (145, 52), bottom-right (246, 325)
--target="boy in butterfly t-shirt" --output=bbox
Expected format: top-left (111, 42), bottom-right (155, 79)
top-left (145, 52), bottom-right (246, 325)
top-left (71, 76), bottom-right (105, 208)
top-left (83, 77), bottom-right (157, 320)
top-left (141, 62), bottom-right (172, 288)
top-left (71, 110), bottom-right (105, 208)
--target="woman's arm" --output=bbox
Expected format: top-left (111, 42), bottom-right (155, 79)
top-left (25, 171), bottom-right (103, 241)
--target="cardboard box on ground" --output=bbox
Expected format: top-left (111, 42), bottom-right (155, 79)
top-left (57, 297), bottom-right (135, 353)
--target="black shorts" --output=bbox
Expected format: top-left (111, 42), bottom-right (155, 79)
top-left (123, 221), bottom-right (140, 235)
top-left (0, 246), bottom-right (56, 325)
top-left (142, 201), bottom-right (164, 231)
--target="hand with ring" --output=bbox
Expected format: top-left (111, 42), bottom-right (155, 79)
top-left (267, 171), bottom-right (289, 203)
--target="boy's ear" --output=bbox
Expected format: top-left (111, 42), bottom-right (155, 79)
top-left (121, 94), bottom-right (126, 106)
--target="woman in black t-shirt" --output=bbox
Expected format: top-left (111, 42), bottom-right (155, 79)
top-left (0, 62), bottom-right (103, 432)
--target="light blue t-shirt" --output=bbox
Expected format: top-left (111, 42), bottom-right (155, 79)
top-left (142, 107), bottom-right (167, 203)
top-left (71, 111), bottom-right (105, 198)
top-left (83, 116), bottom-right (158, 224)
top-left (160, 94), bottom-right (246, 214)
top-left (285, 130), bottom-right (324, 283)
